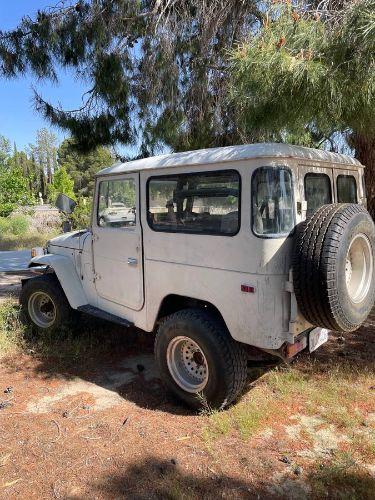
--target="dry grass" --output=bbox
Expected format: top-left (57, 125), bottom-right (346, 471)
top-left (0, 300), bottom-right (148, 370)
top-left (0, 298), bottom-right (24, 355)
top-left (0, 231), bottom-right (58, 251)
top-left (203, 362), bottom-right (374, 439)
top-left (309, 450), bottom-right (375, 500)
top-left (1, 299), bottom-right (374, 498)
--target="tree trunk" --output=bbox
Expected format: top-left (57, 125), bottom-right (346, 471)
top-left (351, 134), bottom-right (375, 220)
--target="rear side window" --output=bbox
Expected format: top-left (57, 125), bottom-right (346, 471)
top-left (337, 175), bottom-right (357, 203)
top-left (252, 167), bottom-right (294, 237)
top-left (304, 173), bottom-right (332, 216)
top-left (147, 170), bottom-right (240, 235)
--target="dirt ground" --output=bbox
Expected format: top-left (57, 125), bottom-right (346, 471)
top-left (0, 277), bottom-right (374, 499)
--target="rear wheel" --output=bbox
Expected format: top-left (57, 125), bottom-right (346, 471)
top-left (155, 309), bottom-right (247, 409)
top-left (20, 275), bottom-right (73, 333)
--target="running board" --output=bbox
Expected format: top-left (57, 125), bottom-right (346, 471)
top-left (77, 305), bottom-right (134, 327)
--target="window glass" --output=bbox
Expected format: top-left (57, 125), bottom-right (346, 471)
top-left (304, 173), bottom-right (332, 216)
top-left (147, 170), bottom-right (240, 235)
top-left (97, 178), bottom-right (136, 227)
top-left (252, 167), bottom-right (294, 237)
top-left (337, 175), bottom-right (357, 203)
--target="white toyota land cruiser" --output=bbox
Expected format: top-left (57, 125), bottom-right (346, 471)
top-left (21, 143), bottom-right (375, 409)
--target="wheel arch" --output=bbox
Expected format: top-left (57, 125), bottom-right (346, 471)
top-left (28, 254), bottom-right (87, 309)
top-left (155, 293), bottom-right (229, 330)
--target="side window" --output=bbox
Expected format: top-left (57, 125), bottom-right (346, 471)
top-left (252, 167), bottom-right (294, 237)
top-left (337, 175), bottom-right (357, 203)
top-left (147, 170), bottom-right (240, 235)
top-left (304, 173), bottom-right (332, 216)
top-left (97, 178), bottom-right (136, 228)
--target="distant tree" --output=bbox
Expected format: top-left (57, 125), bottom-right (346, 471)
top-left (0, 135), bottom-right (11, 165)
top-left (48, 165), bottom-right (75, 203)
top-left (0, 169), bottom-right (32, 216)
top-left (0, 1), bottom-right (262, 153)
top-left (230, 0), bottom-right (375, 215)
top-left (27, 129), bottom-right (58, 199)
top-left (57, 138), bottom-right (113, 197)
top-left (9, 148), bottom-right (35, 194)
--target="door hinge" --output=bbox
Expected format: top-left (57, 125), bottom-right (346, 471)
top-left (94, 273), bottom-right (101, 281)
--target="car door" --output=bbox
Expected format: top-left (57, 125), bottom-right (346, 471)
top-left (92, 173), bottom-right (144, 310)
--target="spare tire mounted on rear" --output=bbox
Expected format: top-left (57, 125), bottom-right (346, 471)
top-left (293, 204), bottom-right (375, 332)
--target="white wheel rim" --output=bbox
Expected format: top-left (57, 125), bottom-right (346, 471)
top-left (28, 291), bottom-right (56, 328)
top-left (345, 233), bottom-right (373, 304)
top-left (166, 336), bottom-right (209, 393)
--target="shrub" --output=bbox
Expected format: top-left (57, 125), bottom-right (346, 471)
top-left (0, 300), bottom-right (24, 355)
top-left (9, 215), bottom-right (29, 236)
top-left (0, 217), bottom-right (11, 233)
top-left (71, 197), bottom-right (92, 230)
top-left (0, 215), bottom-right (29, 236)
top-left (0, 202), bottom-right (15, 217)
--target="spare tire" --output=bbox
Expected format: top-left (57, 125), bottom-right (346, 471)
top-left (293, 204), bottom-right (375, 332)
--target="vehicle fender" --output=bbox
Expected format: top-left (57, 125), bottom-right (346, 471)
top-left (29, 254), bottom-right (87, 309)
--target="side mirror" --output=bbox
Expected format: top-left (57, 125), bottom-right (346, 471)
top-left (55, 193), bottom-right (76, 214)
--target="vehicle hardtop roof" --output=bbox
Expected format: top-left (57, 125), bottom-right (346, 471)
top-left (97, 142), bottom-right (362, 177)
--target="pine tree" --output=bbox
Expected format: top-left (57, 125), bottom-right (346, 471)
top-left (57, 138), bottom-right (113, 197)
top-left (0, 0), bottom-right (262, 153)
top-left (230, 0), bottom-right (375, 215)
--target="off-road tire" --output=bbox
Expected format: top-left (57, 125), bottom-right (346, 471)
top-left (293, 204), bottom-right (375, 332)
top-left (155, 309), bottom-right (247, 410)
top-left (20, 274), bottom-right (73, 333)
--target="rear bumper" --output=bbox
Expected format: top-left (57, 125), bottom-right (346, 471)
top-left (283, 327), bottom-right (330, 359)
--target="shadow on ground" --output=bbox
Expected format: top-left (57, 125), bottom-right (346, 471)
top-left (2, 303), bottom-right (374, 416)
top-left (1, 308), bottom-right (278, 415)
top-left (87, 457), bottom-right (267, 499)
top-left (67, 455), bottom-right (375, 500)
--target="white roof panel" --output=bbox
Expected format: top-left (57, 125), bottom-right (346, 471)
top-left (97, 142), bottom-right (362, 176)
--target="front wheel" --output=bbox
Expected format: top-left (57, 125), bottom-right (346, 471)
top-left (155, 309), bottom-right (247, 410)
top-left (20, 275), bottom-right (73, 333)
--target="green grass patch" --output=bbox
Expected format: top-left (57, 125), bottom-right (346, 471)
top-left (202, 361), bottom-right (374, 448)
top-left (0, 299), bottom-right (25, 355)
top-left (0, 299), bottom-right (150, 370)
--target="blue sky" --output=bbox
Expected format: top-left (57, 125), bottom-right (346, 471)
top-left (0, 1), bottom-right (87, 149)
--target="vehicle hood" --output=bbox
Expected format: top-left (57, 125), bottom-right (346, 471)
top-left (48, 230), bottom-right (89, 250)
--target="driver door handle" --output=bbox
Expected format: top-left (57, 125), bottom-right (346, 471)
top-left (127, 257), bottom-right (138, 266)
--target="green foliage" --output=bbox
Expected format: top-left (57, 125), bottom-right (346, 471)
top-left (57, 138), bottom-right (113, 197)
top-left (48, 165), bottom-right (75, 203)
top-left (0, 135), bottom-right (11, 165)
top-left (230, 0), bottom-right (375, 140)
top-left (70, 197), bottom-right (92, 230)
top-left (0, 165), bottom-right (33, 216)
top-left (0, 1), bottom-right (262, 152)
top-left (8, 215), bottom-right (29, 236)
top-left (28, 128), bottom-right (58, 199)
top-left (0, 215), bottom-right (29, 236)
top-left (0, 300), bottom-right (24, 355)
top-left (0, 217), bottom-right (10, 233)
